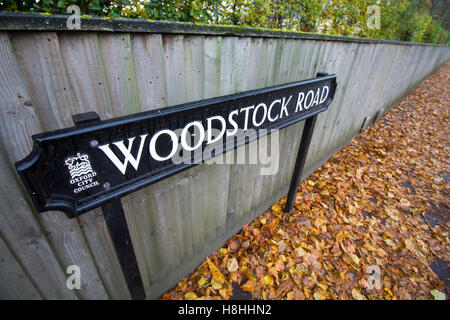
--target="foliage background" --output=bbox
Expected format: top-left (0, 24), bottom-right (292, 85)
top-left (0, 1), bottom-right (448, 44)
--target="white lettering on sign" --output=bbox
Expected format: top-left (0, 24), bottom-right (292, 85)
top-left (98, 85), bottom-right (331, 175)
top-left (280, 95), bottom-right (292, 118)
top-left (98, 135), bottom-right (148, 175)
top-left (296, 85), bottom-right (329, 112)
top-left (149, 129), bottom-right (178, 161)
top-left (207, 115), bottom-right (227, 144)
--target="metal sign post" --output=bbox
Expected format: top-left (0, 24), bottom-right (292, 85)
top-left (15, 73), bottom-right (336, 299)
top-left (101, 199), bottom-right (146, 300)
top-left (284, 114), bottom-right (318, 213)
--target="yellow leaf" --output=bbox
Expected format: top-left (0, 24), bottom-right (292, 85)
top-left (349, 253), bottom-right (360, 265)
top-left (399, 199), bottom-right (411, 207)
top-left (348, 204), bottom-right (356, 214)
top-left (211, 279), bottom-right (222, 290)
top-left (219, 287), bottom-right (231, 299)
top-left (313, 289), bottom-right (327, 300)
top-left (197, 276), bottom-right (209, 288)
top-left (316, 282), bottom-right (328, 291)
top-left (272, 203), bottom-right (283, 214)
top-left (264, 275), bottom-right (274, 286)
top-left (430, 289), bottom-right (446, 300)
top-left (290, 263), bottom-right (308, 277)
top-left (386, 208), bottom-right (400, 221)
top-left (185, 292), bottom-right (199, 300)
top-left (219, 248), bottom-right (227, 255)
top-left (207, 257), bottom-right (227, 285)
top-left (384, 287), bottom-right (394, 297)
top-left (351, 288), bottom-right (367, 300)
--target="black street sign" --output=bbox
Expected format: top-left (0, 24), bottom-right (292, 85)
top-left (15, 73), bottom-right (336, 299)
top-left (16, 74), bottom-right (336, 218)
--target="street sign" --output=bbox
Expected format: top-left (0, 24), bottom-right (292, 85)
top-left (16, 74), bottom-right (337, 218)
top-left (15, 73), bottom-right (337, 299)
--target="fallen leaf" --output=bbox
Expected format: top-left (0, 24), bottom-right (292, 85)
top-left (430, 289), bottom-right (446, 300)
top-left (313, 289), bottom-right (327, 300)
top-left (295, 247), bottom-right (307, 257)
top-left (352, 288), bottom-right (368, 300)
top-left (211, 279), bottom-right (222, 290)
top-left (207, 257), bottom-right (227, 285)
top-left (197, 276), bottom-right (209, 288)
top-left (185, 292), bottom-right (199, 300)
top-left (240, 279), bottom-right (261, 292)
top-left (264, 275), bottom-right (274, 286)
top-left (227, 258), bottom-right (239, 272)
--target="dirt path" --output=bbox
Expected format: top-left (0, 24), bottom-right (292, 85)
top-left (161, 61), bottom-right (450, 300)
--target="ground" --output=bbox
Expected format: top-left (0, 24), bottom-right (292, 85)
top-left (160, 61), bottom-right (450, 300)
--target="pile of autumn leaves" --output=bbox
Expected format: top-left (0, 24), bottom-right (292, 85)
top-left (161, 62), bottom-right (449, 300)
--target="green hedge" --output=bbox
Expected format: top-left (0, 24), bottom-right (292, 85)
top-left (1, 0), bottom-right (448, 45)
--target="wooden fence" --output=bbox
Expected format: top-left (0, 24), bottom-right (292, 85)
top-left (0, 13), bottom-right (449, 299)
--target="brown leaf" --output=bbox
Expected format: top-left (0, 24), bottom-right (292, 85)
top-left (207, 257), bottom-right (227, 285)
top-left (240, 279), bottom-right (261, 292)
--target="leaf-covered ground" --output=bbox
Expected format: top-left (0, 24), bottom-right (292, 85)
top-left (160, 61), bottom-right (450, 300)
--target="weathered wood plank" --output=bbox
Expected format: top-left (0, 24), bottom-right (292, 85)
top-left (131, 33), bottom-right (167, 110)
top-left (227, 37), bottom-right (255, 225)
top-left (77, 209), bottom-right (130, 299)
top-left (0, 31), bottom-right (79, 299)
top-left (97, 32), bottom-right (155, 296)
top-left (250, 37), bottom-right (279, 211)
top-left (130, 33), bottom-right (169, 292)
top-left (0, 235), bottom-right (42, 299)
top-left (0, 145), bottom-right (77, 299)
top-left (313, 42), bottom-right (362, 164)
top-left (9, 32), bottom-right (76, 130)
top-left (130, 34), bottom-right (200, 288)
top-left (57, 33), bottom-right (113, 118)
top-left (57, 32), bottom-right (130, 299)
top-left (9, 31), bottom-right (110, 299)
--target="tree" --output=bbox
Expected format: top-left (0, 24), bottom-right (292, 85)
top-left (0, 0), bottom-right (448, 44)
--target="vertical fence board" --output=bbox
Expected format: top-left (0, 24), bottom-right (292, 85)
top-left (9, 32), bottom-right (110, 299)
top-left (130, 33), bottom-right (172, 291)
top-left (226, 37), bottom-right (254, 226)
top-left (0, 147), bottom-right (76, 299)
top-left (1, 28), bottom-right (448, 299)
top-left (0, 32), bottom-right (75, 300)
top-left (0, 235), bottom-right (42, 299)
top-left (77, 209), bottom-right (130, 299)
